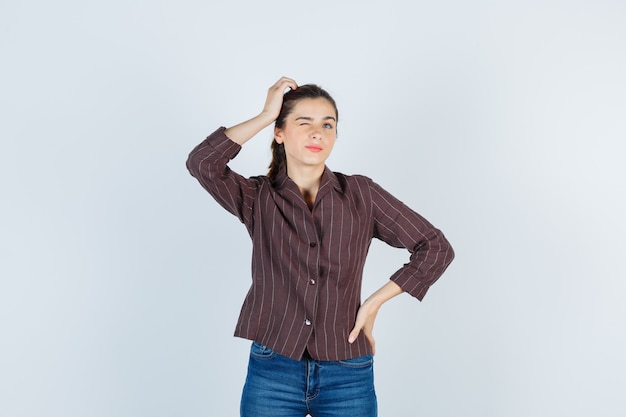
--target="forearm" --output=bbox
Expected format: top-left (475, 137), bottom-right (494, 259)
top-left (224, 111), bottom-right (276, 145)
top-left (363, 280), bottom-right (404, 309)
top-left (224, 77), bottom-right (297, 145)
top-left (219, 77), bottom-right (298, 145)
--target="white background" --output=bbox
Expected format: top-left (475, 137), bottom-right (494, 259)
top-left (1, 1), bottom-right (625, 416)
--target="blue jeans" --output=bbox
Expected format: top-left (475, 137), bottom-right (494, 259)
top-left (240, 342), bottom-right (377, 417)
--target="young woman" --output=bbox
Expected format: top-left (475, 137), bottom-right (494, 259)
top-left (186, 77), bottom-right (454, 417)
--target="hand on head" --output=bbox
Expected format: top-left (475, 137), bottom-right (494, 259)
top-left (262, 77), bottom-right (298, 121)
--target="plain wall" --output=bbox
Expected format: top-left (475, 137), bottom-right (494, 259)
top-left (1, 1), bottom-right (625, 416)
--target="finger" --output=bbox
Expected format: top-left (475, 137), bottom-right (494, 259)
top-left (360, 324), bottom-right (375, 352)
top-left (348, 325), bottom-right (361, 344)
top-left (272, 76), bottom-right (297, 93)
top-left (262, 77), bottom-right (297, 117)
top-left (277, 76), bottom-right (297, 86)
top-left (365, 333), bottom-right (376, 354)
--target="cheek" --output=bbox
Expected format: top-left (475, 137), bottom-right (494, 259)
top-left (326, 140), bottom-right (336, 154)
top-left (283, 140), bottom-right (301, 156)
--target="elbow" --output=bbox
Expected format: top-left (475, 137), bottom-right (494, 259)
top-left (186, 150), bottom-right (203, 179)
top-left (185, 154), bottom-right (195, 176)
top-left (441, 233), bottom-right (455, 267)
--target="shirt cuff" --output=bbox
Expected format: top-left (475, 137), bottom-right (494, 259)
top-left (205, 126), bottom-right (243, 160)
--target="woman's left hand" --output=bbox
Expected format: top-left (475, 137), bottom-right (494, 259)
top-left (348, 300), bottom-right (380, 354)
top-left (348, 281), bottom-right (404, 355)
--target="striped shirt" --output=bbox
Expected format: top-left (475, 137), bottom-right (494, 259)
top-left (186, 127), bottom-right (455, 361)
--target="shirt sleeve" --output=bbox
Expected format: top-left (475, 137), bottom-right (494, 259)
top-left (186, 126), bottom-right (258, 233)
top-left (369, 179), bottom-right (455, 300)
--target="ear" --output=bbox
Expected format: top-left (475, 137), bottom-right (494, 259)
top-left (274, 126), bottom-right (284, 144)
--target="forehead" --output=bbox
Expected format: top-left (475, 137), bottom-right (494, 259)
top-left (289, 98), bottom-right (337, 118)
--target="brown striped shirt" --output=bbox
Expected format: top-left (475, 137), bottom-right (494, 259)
top-left (186, 127), bottom-right (455, 361)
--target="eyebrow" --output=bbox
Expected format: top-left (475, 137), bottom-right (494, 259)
top-left (295, 116), bottom-right (337, 122)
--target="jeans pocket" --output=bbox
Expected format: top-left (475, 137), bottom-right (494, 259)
top-left (250, 341), bottom-right (277, 359)
top-left (336, 354), bottom-right (374, 368)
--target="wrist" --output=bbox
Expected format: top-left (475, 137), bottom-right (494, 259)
top-left (257, 110), bottom-right (278, 126)
top-left (363, 294), bottom-right (385, 311)
top-left (365, 281), bottom-right (404, 308)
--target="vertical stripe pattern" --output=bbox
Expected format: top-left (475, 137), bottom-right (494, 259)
top-left (187, 127), bottom-right (455, 361)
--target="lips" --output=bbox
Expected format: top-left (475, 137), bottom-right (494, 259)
top-left (305, 145), bottom-right (323, 153)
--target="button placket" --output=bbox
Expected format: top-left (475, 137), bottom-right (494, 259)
top-left (305, 227), bottom-right (319, 331)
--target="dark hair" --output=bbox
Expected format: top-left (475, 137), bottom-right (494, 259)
top-left (267, 84), bottom-right (338, 181)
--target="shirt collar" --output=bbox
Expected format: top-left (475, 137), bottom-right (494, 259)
top-left (272, 166), bottom-right (343, 196)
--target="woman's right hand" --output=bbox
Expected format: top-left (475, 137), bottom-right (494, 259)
top-left (261, 76), bottom-right (298, 121)
top-left (224, 76), bottom-right (297, 145)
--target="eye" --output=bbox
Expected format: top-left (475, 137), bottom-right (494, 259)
top-left (323, 123), bottom-right (334, 129)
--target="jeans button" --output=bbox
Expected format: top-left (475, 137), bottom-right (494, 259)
top-left (305, 319), bottom-right (312, 326)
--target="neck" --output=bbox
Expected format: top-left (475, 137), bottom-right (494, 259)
top-left (287, 164), bottom-right (325, 209)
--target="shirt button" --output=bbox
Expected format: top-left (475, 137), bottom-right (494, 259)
top-left (310, 242), bottom-right (317, 248)
top-left (310, 279), bottom-right (316, 285)
top-left (305, 319), bottom-right (312, 326)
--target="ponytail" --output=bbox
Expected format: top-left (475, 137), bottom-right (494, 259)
top-left (268, 140), bottom-right (286, 182)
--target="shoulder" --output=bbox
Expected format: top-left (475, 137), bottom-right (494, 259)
top-left (333, 171), bottom-right (407, 209)
top-left (329, 171), bottom-right (380, 201)
top-left (333, 170), bottom-right (371, 183)
top-left (332, 171), bottom-right (378, 189)
top-left (248, 174), bottom-right (272, 188)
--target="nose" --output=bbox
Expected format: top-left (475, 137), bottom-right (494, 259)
top-left (311, 128), bottom-right (323, 141)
